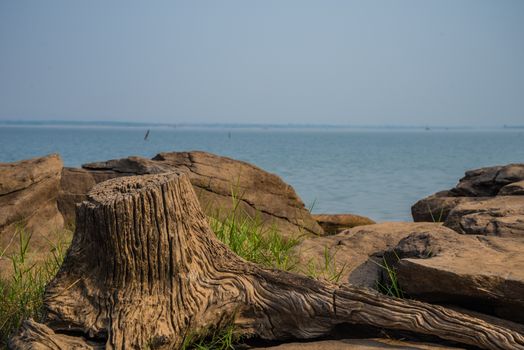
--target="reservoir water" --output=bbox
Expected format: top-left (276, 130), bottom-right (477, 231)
top-left (1, 125), bottom-right (523, 221)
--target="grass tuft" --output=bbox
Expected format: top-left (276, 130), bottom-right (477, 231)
top-left (210, 215), bottom-right (299, 272)
top-left (427, 204), bottom-right (445, 223)
top-left (303, 246), bottom-right (347, 283)
top-left (209, 187), bottom-right (300, 272)
top-left (0, 225), bottom-right (71, 347)
top-left (374, 253), bottom-right (404, 299)
top-left (181, 324), bottom-right (241, 350)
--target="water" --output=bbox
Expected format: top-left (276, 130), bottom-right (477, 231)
top-left (1, 125), bottom-right (524, 221)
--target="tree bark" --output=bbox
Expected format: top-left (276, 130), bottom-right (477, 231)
top-left (9, 174), bottom-right (524, 349)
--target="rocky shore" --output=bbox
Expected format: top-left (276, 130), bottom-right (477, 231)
top-left (1, 152), bottom-right (523, 349)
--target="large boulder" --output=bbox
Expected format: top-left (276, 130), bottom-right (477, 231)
top-left (58, 151), bottom-right (323, 238)
top-left (444, 196), bottom-right (524, 237)
top-left (450, 164), bottom-right (524, 197)
top-left (294, 222), bottom-right (453, 287)
top-left (391, 229), bottom-right (524, 323)
top-left (412, 164), bottom-right (524, 238)
top-left (311, 213), bottom-right (375, 235)
top-left (411, 191), bottom-right (486, 223)
top-left (0, 154), bottom-right (65, 275)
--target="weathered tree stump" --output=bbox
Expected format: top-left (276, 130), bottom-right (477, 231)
top-left (9, 174), bottom-right (524, 349)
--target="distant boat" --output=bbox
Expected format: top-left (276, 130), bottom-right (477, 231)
top-left (228, 131), bottom-right (231, 139)
top-left (144, 129), bottom-right (150, 140)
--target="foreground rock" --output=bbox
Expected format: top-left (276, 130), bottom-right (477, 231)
top-left (297, 222), bottom-right (524, 323)
top-left (312, 214), bottom-right (375, 235)
top-left (295, 223), bottom-right (456, 288)
top-left (59, 151), bottom-right (323, 238)
top-left (11, 174), bottom-right (523, 350)
top-left (0, 154), bottom-right (65, 275)
top-left (391, 229), bottom-right (524, 323)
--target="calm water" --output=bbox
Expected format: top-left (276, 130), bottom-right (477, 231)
top-left (1, 125), bottom-right (524, 221)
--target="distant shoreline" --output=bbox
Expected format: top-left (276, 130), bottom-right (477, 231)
top-left (0, 120), bottom-right (523, 130)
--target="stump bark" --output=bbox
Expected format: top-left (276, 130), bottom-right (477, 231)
top-left (9, 174), bottom-right (524, 349)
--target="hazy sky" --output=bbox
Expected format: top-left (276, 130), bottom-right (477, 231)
top-left (1, 1), bottom-right (523, 126)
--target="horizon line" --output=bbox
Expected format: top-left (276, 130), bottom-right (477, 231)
top-left (0, 119), bottom-right (523, 130)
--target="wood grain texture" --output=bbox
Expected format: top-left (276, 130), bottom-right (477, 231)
top-left (9, 174), bottom-right (524, 349)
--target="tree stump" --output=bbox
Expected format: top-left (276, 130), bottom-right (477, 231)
top-left (9, 174), bottom-right (524, 349)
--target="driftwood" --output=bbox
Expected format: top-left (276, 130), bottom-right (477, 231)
top-left (9, 173), bottom-right (524, 349)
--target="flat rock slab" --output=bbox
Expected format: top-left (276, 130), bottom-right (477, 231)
top-left (255, 338), bottom-right (464, 349)
top-left (312, 213), bottom-right (375, 235)
top-left (444, 196), bottom-right (524, 237)
top-left (392, 229), bottom-right (524, 323)
top-left (60, 151), bottom-right (323, 238)
top-left (295, 222), bottom-right (454, 287)
top-left (297, 221), bottom-right (524, 323)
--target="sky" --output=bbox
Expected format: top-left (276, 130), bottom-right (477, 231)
top-left (0, 0), bottom-right (523, 126)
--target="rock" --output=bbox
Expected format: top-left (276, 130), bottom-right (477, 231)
top-left (154, 151), bottom-right (323, 237)
top-left (450, 165), bottom-right (504, 197)
top-left (82, 156), bottom-right (173, 175)
top-left (0, 154), bottom-right (65, 276)
top-left (58, 151), bottom-right (323, 238)
top-left (411, 191), bottom-right (486, 223)
top-left (444, 196), bottom-right (524, 237)
top-left (449, 164), bottom-right (524, 197)
top-left (391, 229), bottom-right (524, 323)
top-left (297, 221), bottom-right (524, 323)
top-left (254, 339), bottom-right (464, 349)
top-left (412, 164), bottom-right (524, 225)
top-left (312, 214), bottom-right (375, 234)
top-left (499, 180), bottom-right (524, 196)
top-left (294, 222), bottom-right (453, 287)
top-left (495, 164), bottom-right (524, 187)
top-left (58, 167), bottom-right (126, 223)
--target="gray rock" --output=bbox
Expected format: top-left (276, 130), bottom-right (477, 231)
top-left (449, 163), bottom-right (524, 197)
top-left (444, 196), bottom-right (524, 237)
top-left (499, 180), bottom-right (524, 196)
top-left (391, 229), bottom-right (524, 323)
top-left (411, 191), bottom-right (485, 222)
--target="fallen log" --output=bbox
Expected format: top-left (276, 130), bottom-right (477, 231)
top-left (9, 174), bottom-right (524, 349)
